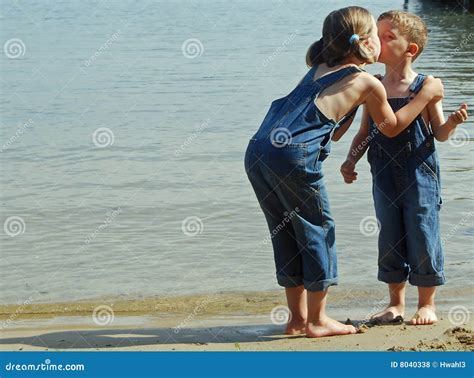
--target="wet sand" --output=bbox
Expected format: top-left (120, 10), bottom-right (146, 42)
top-left (0, 291), bottom-right (472, 351)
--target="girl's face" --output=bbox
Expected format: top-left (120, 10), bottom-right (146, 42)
top-left (365, 17), bottom-right (381, 62)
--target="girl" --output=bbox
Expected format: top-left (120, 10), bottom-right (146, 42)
top-left (244, 6), bottom-right (444, 338)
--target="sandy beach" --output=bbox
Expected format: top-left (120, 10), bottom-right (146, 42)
top-left (0, 291), bottom-right (472, 352)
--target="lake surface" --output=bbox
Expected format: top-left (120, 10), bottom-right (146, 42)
top-left (0, 0), bottom-right (472, 311)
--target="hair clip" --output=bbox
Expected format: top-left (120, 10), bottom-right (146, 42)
top-left (349, 34), bottom-right (360, 44)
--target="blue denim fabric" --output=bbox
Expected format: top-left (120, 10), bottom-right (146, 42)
top-left (367, 74), bottom-right (446, 287)
top-left (244, 65), bottom-right (361, 292)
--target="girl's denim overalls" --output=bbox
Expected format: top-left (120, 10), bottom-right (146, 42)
top-left (244, 65), bottom-right (360, 292)
top-left (367, 74), bottom-right (446, 287)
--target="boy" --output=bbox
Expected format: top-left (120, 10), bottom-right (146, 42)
top-left (340, 11), bottom-right (468, 325)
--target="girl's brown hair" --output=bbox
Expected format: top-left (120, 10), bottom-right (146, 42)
top-left (306, 6), bottom-right (377, 67)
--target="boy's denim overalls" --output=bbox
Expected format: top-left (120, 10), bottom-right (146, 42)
top-left (244, 65), bottom-right (360, 292)
top-left (367, 73), bottom-right (446, 287)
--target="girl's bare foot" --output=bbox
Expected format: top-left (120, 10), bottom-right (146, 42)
top-left (305, 316), bottom-right (357, 338)
top-left (411, 305), bottom-right (437, 325)
top-left (370, 304), bottom-right (405, 324)
top-left (285, 317), bottom-right (307, 335)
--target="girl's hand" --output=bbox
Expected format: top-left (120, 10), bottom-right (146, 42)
top-left (340, 160), bottom-right (358, 184)
top-left (422, 75), bottom-right (444, 102)
top-left (447, 103), bottom-right (468, 127)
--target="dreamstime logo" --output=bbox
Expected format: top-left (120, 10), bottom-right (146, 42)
top-left (84, 29), bottom-right (121, 67)
top-left (270, 127), bottom-right (292, 147)
top-left (182, 38), bottom-right (204, 59)
top-left (262, 30), bottom-right (299, 67)
top-left (3, 216), bottom-right (26, 237)
top-left (448, 128), bottom-right (470, 148)
top-left (92, 127), bottom-right (114, 148)
top-left (448, 305), bottom-right (470, 326)
top-left (0, 118), bottom-right (34, 153)
top-left (359, 215), bottom-right (380, 236)
top-left (92, 305), bottom-right (115, 326)
top-left (181, 216), bottom-right (204, 236)
top-left (174, 118), bottom-right (210, 156)
top-left (3, 38), bottom-right (26, 58)
top-left (270, 305), bottom-right (292, 325)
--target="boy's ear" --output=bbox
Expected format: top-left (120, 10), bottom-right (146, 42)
top-left (406, 42), bottom-right (419, 59)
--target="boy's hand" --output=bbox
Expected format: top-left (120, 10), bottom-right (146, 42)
top-left (422, 75), bottom-right (444, 102)
top-left (340, 160), bottom-right (358, 184)
top-left (447, 103), bottom-right (468, 127)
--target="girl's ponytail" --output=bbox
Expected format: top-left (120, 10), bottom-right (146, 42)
top-left (305, 38), bottom-right (325, 67)
top-left (306, 6), bottom-right (377, 68)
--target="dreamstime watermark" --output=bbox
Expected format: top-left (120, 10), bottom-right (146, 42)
top-left (3, 216), bottom-right (26, 237)
top-left (84, 207), bottom-right (122, 245)
top-left (440, 32), bottom-right (473, 67)
top-left (448, 305), bottom-right (470, 326)
top-left (361, 296), bottom-right (390, 325)
top-left (262, 30), bottom-right (299, 67)
top-left (448, 127), bottom-right (470, 148)
top-left (174, 118), bottom-right (210, 156)
top-left (172, 294), bottom-right (218, 334)
top-left (0, 118), bottom-right (34, 153)
top-left (359, 215), bottom-right (380, 237)
top-left (270, 127), bottom-right (292, 147)
top-left (92, 127), bottom-right (114, 148)
top-left (350, 118), bottom-right (390, 157)
top-left (182, 216), bottom-right (204, 236)
top-left (5, 359), bottom-right (85, 372)
top-left (92, 305), bottom-right (115, 326)
top-left (84, 29), bottom-right (121, 67)
top-left (182, 38), bottom-right (204, 59)
top-left (1, 296), bottom-right (33, 329)
top-left (270, 305), bottom-right (292, 325)
top-left (441, 211), bottom-right (474, 245)
top-left (3, 38), bottom-right (26, 58)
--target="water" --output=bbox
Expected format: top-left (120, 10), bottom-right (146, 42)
top-left (0, 0), bottom-right (472, 309)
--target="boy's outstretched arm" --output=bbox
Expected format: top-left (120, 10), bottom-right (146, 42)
top-left (340, 105), bottom-right (370, 184)
top-left (428, 101), bottom-right (468, 142)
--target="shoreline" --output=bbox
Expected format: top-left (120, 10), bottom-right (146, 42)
top-left (0, 290), bottom-right (472, 351)
top-left (1, 287), bottom-right (472, 320)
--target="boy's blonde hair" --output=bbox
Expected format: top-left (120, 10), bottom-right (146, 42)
top-left (306, 6), bottom-right (378, 67)
top-left (378, 10), bottom-right (428, 61)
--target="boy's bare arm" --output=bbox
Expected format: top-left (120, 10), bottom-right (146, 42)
top-left (340, 105), bottom-right (370, 184)
top-left (428, 100), bottom-right (468, 142)
top-left (332, 112), bottom-right (357, 141)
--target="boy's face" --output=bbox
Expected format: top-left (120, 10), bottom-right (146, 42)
top-left (377, 18), bottom-right (412, 64)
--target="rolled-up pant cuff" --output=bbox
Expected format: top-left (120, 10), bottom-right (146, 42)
top-left (409, 271), bottom-right (446, 287)
top-left (378, 267), bottom-right (409, 283)
top-left (276, 274), bottom-right (304, 288)
top-left (303, 278), bottom-right (338, 292)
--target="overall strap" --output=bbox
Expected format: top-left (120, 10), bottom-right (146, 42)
top-left (408, 73), bottom-right (433, 138)
top-left (409, 73), bottom-right (427, 95)
top-left (315, 65), bottom-right (364, 93)
top-left (314, 65), bottom-right (364, 125)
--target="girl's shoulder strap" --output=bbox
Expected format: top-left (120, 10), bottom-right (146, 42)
top-left (314, 64), bottom-right (364, 91)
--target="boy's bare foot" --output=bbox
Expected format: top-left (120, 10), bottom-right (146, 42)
top-left (305, 317), bottom-right (357, 338)
top-left (411, 305), bottom-right (437, 325)
top-left (370, 304), bottom-right (405, 324)
top-left (285, 318), bottom-right (307, 335)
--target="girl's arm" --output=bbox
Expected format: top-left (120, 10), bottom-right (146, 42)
top-left (428, 101), bottom-right (468, 142)
top-left (340, 105), bottom-right (370, 184)
top-left (364, 74), bottom-right (444, 138)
